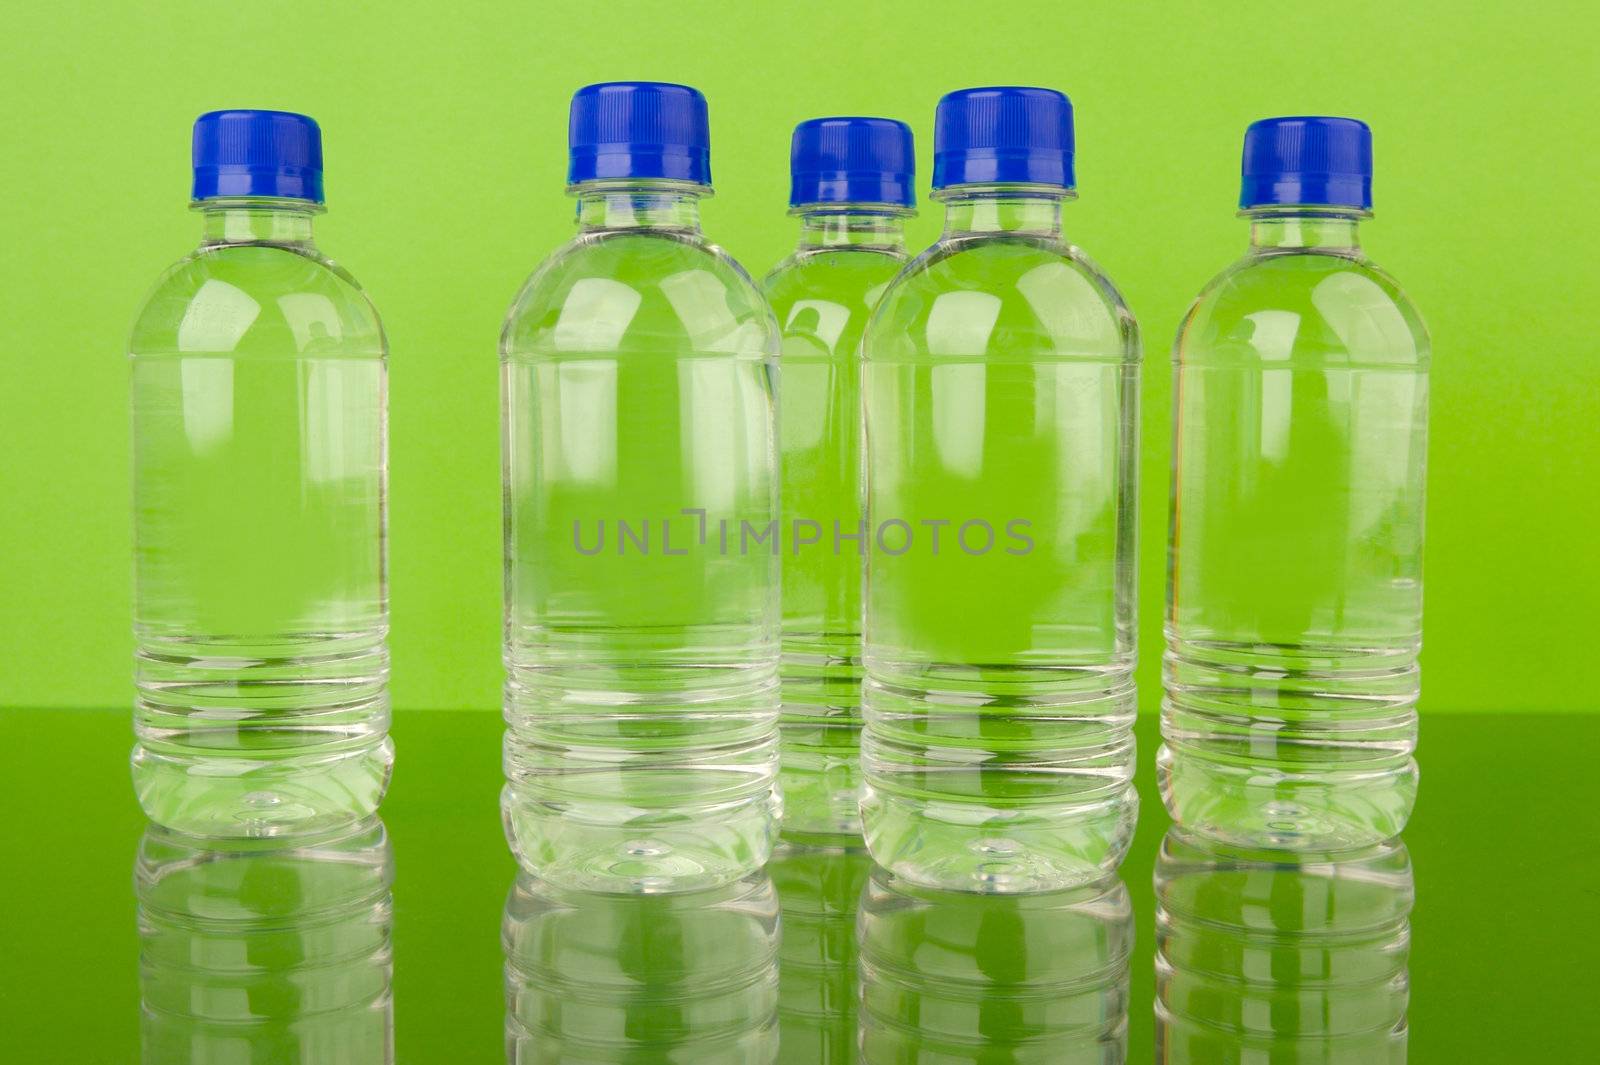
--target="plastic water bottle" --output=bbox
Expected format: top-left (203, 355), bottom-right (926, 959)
top-left (130, 110), bottom-right (392, 838)
top-left (1159, 117), bottom-right (1429, 850)
top-left (137, 818), bottom-right (394, 1062)
top-left (860, 87), bottom-right (1141, 892)
top-left (762, 117), bottom-right (915, 842)
top-left (501, 82), bottom-right (782, 891)
top-left (857, 866), bottom-right (1133, 1062)
top-left (1154, 828), bottom-right (1413, 1062)
top-left (768, 841), bottom-right (872, 1063)
top-left (503, 869), bottom-right (780, 1064)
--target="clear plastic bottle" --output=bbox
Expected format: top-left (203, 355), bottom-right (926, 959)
top-left (768, 841), bottom-right (873, 1063)
top-left (1154, 828), bottom-right (1413, 1062)
top-left (503, 868), bottom-right (780, 1064)
top-left (1159, 117), bottom-right (1429, 850)
top-left (130, 110), bottom-right (391, 838)
top-left (501, 82), bottom-right (781, 891)
top-left (860, 87), bottom-right (1141, 892)
top-left (762, 117), bottom-right (915, 843)
top-left (857, 866), bottom-right (1133, 1062)
top-left (136, 818), bottom-right (394, 1063)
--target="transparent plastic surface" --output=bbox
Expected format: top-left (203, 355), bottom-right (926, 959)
top-left (860, 187), bottom-right (1141, 891)
top-left (768, 841), bottom-right (873, 1063)
top-left (502, 867), bottom-right (780, 1064)
top-left (1160, 209), bottom-right (1430, 850)
top-left (1154, 828), bottom-right (1413, 1062)
top-left (129, 200), bottom-right (391, 838)
top-left (135, 817), bottom-right (394, 1063)
top-left (501, 181), bottom-right (781, 891)
top-left (762, 208), bottom-right (910, 842)
top-left (857, 864), bottom-right (1133, 1062)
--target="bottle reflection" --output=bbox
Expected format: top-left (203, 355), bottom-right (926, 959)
top-left (135, 818), bottom-right (394, 1064)
top-left (857, 867), bottom-right (1132, 1063)
top-left (770, 843), bottom-right (873, 1064)
top-left (503, 868), bottom-right (780, 1063)
top-left (1154, 828), bottom-right (1413, 1063)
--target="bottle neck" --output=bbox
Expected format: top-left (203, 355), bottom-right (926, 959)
top-left (574, 180), bottom-right (706, 232)
top-left (792, 205), bottom-right (909, 251)
top-left (937, 184), bottom-right (1070, 238)
top-left (198, 198), bottom-right (320, 247)
top-left (1246, 207), bottom-right (1365, 252)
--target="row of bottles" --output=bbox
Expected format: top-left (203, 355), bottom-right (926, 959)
top-left (129, 82), bottom-right (1427, 895)
top-left (133, 828), bottom-right (1411, 1062)
top-left (763, 90), bottom-right (1427, 893)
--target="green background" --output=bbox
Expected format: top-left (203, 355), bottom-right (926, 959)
top-left (3, 0), bottom-right (1597, 716)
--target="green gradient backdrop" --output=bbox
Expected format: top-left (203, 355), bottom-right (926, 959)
top-left (2, 1), bottom-right (1595, 714)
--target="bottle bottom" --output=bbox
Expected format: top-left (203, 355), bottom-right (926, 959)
top-left (501, 783), bottom-right (780, 893)
top-left (859, 663), bottom-right (1138, 893)
top-left (503, 628), bottom-right (781, 892)
top-left (858, 782), bottom-right (1138, 894)
top-left (1156, 741), bottom-right (1417, 851)
top-left (131, 737), bottom-right (394, 839)
top-left (1159, 636), bottom-right (1419, 850)
top-left (131, 629), bottom-right (392, 838)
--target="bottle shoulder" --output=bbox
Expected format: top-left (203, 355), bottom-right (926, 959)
top-left (130, 243), bottom-right (384, 358)
top-left (864, 234), bottom-right (1139, 362)
top-left (1178, 249), bottom-right (1430, 368)
top-left (503, 228), bottom-right (778, 356)
top-left (762, 245), bottom-right (909, 298)
top-left (762, 248), bottom-right (908, 360)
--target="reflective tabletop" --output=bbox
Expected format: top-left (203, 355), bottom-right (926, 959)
top-left (5, 709), bottom-right (1592, 1061)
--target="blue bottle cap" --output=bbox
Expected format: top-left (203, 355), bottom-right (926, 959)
top-left (932, 86), bottom-right (1074, 191)
top-left (568, 81), bottom-right (711, 186)
top-left (789, 117), bottom-right (915, 207)
top-left (1240, 116), bottom-right (1372, 210)
top-left (192, 110), bottom-right (324, 203)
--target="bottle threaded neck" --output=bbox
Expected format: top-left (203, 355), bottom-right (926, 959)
top-left (794, 205), bottom-right (909, 249)
top-left (574, 180), bottom-right (706, 231)
top-left (938, 185), bottom-right (1068, 237)
top-left (1245, 207), bottom-right (1364, 251)
top-left (198, 197), bottom-right (319, 246)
